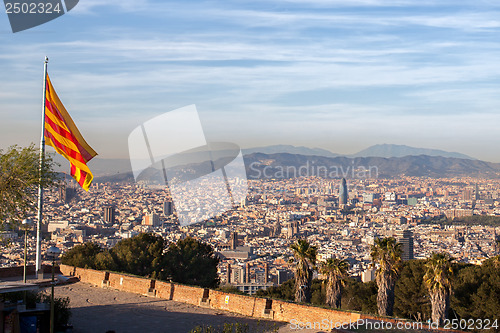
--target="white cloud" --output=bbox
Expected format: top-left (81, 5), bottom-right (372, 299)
top-left (3, 0), bottom-right (500, 160)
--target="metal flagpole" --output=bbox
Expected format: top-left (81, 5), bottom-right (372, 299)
top-left (36, 56), bottom-right (49, 277)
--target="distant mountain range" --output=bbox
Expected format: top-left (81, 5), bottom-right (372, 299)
top-left (242, 145), bottom-right (339, 157)
top-left (53, 143), bottom-right (476, 178)
top-left (49, 143), bottom-right (487, 182)
top-left (92, 152), bottom-right (500, 183)
top-left (349, 144), bottom-right (473, 160)
top-left (246, 143), bottom-right (474, 160)
top-left (243, 153), bottom-right (499, 179)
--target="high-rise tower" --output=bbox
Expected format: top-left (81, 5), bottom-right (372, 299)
top-left (230, 231), bottom-right (238, 249)
top-left (396, 230), bottom-right (414, 260)
top-left (339, 178), bottom-right (348, 205)
top-left (163, 200), bottom-right (173, 216)
top-left (103, 205), bottom-right (115, 224)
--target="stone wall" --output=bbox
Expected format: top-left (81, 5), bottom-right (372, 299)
top-left (58, 264), bottom-right (463, 332)
top-left (59, 264), bottom-right (357, 325)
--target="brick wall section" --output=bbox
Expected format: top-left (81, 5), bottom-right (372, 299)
top-left (59, 265), bottom-right (106, 286)
top-left (107, 272), bottom-right (151, 295)
top-left (58, 265), bottom-right (356, 324)
top-left (165, 283), bottom-right (204, 305)
top-left (272, 299), bottom-right (361, 325)
top-left (155, 281), bottom-right (173, 300)
top-left (208, 290), bottom-right (266, 317)
top-left (59, 264), bottom-right (461, 333)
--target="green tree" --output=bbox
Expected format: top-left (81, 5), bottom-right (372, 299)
top-left (342, 279), bottom-right (378, 314)
top-left (423, 253), bottom-right (454, 326)
top-left (94, 250), bottom-right (118, 271)
top-left (320, 257), bottom-right (349, 308)
top-left (310, 278), bottom-right (325, 305)
top-left (394, 259), bottom-right (431, 321)
top-left (110, 233), bottom-right (164, 277)
top-left (61, 242), bottom-right (102, 269)
top-left (159, 236), bottom-right (220, 288)
top-left (0, 145), bottom-right (58, 226)
top-left (370, 237), bottom-right (402, 316)
top-left (290, 239), bottom-right (317, 303)
top-left (452, 256), bottom-right (500, 322)
top-left (256, 278), bottom-right (295, 301)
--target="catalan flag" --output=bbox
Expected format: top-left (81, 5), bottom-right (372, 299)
top-left (44, 73), bottom-right (97, 191)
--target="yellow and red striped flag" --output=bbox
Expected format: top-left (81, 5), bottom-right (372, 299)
top-left (44, 73), bottom-right (97, 191)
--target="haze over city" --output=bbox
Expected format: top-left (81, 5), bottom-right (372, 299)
top-left (2, 1), bottom-right (500, 162)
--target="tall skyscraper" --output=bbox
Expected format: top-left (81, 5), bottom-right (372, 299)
top-left (271, 219), bottom-right (281, 238)
top-left (227, 263), bottom-right (232, 283)
top-left (245, 263), bottom-right (251, 283)
top-left (59, 185), bottom-right (77, 203)
top-left (462, 189), bottom-right (472, 201)
top-left (286, 221), bottom-right (299, 238)
top-left (103, 205), bottom-right (115, 224)
top-left (396, 230), bottom-right (414, 260)
top-left (230, 231), bottom-right (238, 249)
top-left (494, 230), bottom-right (499, 254)
top-left (339, 178), bottom-right (348, 205)
top-left (163, 200), bottom-right (173, 216)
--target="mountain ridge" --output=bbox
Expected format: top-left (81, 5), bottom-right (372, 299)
top-left (350, 143), bottom-right (474, 160)
top-left (92, 152), bottom-right (500, 183)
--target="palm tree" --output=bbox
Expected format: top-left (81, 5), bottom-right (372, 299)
top-left (290, 239), bottom-right (317, 303)
top-left (320, 257), bottom-right (349, 308)
top-left (492, 255), bottom-right (500, 269)
top-left (423, 252), bottom-right (454, 326)
top-left (370, 237), bottom-right (402, 316)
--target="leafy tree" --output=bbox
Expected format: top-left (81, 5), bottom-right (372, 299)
top-left (256, 276), bottom-right (378, 314)
top-left (394, 259), bottom-right (431, 321)
top-left (95, 250), bottom-right (118, 271)
top-left (320, 257), bottom-right (349, 308)
top-left (61, 234), bottom-right (220, 288)
top-left (61, 242), bottom-right (102, 269)
top-left (452, 256), bottom-right (500, 322)
top-left (423, 253), bottom-right (454, 325)
top-left (342, 279), bottom-right (378, 314)
top-left (310, 278), bottom-right (325, 305)
top-left (218, 285), bottom-right (246, 295)
top-left (256, 278), bottom-right (294, 301)
top-left (110, 233), bottom-right (164, 277)
top-left (370, 237), bottom-right (402, 316)
top-left (290, 239), bottom-right (317, 303)
top-left (38, 294), bottom-right (72, 329)
top-left (0, 145), bottom-right (58, 226)
top-left (158, 236), bottom-right (220, 288)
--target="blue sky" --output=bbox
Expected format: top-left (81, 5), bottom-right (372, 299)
top-left (2, 0), bottom-right (500, 161)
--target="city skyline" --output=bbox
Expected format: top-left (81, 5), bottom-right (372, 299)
top-left (2, 1), bottom-right (500, 161)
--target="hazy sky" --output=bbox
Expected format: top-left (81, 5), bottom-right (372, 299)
top-left (2, 0), bottom-right (500, 162)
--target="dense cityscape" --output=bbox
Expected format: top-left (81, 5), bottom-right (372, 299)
top-left (2, 173), bottom-right (499, 295)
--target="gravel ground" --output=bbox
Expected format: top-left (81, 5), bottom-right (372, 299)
top-left (52, 282), bottom-right (327, 333)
